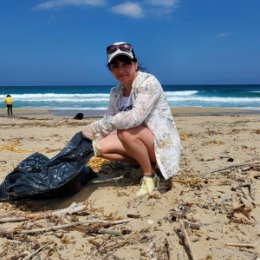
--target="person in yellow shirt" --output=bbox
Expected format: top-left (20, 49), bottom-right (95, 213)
top-left (4, 94), bottom-right (13, 116)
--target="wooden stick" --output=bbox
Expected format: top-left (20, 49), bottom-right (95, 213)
top-left (179, 219), bottom-right (198, 260)
top-left (90, 175), bottom-right (124, 184)
top-left (0, 217), bottom-right (28, 223)
top-left (0, 202), bottom-right (87, 223)
top-left (225, 242), bottom-right (256, 248)
top-left (16, 219), bottom-right (129, 235)
top-left (211, 161), bottom-right (260, 173)
top-left (98, 228), bottom-right (122, 236)
top-left (162, 238), bottom-right (170, 260)
top-left (23, 242), bottom-right (52, 260)
top-left (183, 220), bottom-right (201, 230)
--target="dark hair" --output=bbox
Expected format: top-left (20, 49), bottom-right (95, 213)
top-left (107, 55), bottom-right (144, 71)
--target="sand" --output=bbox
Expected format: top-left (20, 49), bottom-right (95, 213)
top-left (0, 108), bottom-right (259, 260)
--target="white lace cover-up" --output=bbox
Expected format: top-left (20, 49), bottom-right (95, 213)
top-left (93, 71), bottom-right (181, 179)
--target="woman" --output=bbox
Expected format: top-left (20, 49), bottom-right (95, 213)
top-left (83, 42), bottom-right (181, 196)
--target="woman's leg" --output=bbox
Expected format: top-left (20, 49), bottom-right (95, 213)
top-left (98, 132), bottom-right (137, 165)
top-left (117, 126), bottom-right (156, 176)
top-left (98, 126), bottom-right (156, 176)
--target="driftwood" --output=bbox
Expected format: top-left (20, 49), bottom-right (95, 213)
top-left (86, 240), bottom-right (131, 260)
top-left (225, 242), bottom-right (256, 248)
top-left (160, 238), bottom-right (170, 260)
top-left (90, 175), bottom-right (124, 184)
top-left (74, 222), bottom-right (130, 236)
top-left (23, 242), bottom-right (52, 260)
top-left (211, 161), bottom-right (260, 173)
top-left (0, 202), bottom-right (87, 223)
top-left (170, 210), bottom-right (201, 230)
top-left (231, 178), bottom-right (255, 200)
top-left (178, 219), bottom-right (198, 260)
top-left (97, 228), bottom-right (123, 236)
top-left (15, 219), bottom-right (129, 235)
top-left (183, 220), bottom-right (201, 230)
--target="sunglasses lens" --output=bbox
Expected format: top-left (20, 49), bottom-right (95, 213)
top-left (119, 44), bottom-right (132, 52)
top-left (107, 44), bottom-right (132, 54)
top-left (107, 45), bottom-right (118, 54)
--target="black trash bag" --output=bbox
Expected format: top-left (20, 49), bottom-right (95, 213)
top-left (0, 132), bottom-right (96, 201)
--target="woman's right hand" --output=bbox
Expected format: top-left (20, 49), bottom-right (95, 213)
top-left (82, 122), bottom-right (96, 140)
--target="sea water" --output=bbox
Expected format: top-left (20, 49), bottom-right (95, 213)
top-left (1, 84), bottom-right (260, 111)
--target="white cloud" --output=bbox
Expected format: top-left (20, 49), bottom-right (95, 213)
top-left (109, 2), bottom-right (144, 18)
top-left (34, 0), bottom-right (106, 10)
top-left (145, 0), bottom-right (178, 8)
top-left (33, 0), bottom-right (178, 19)
top-left (216, 32), bottom-right (232, 39)
top-left (144, 0), bottom-right (179, 18)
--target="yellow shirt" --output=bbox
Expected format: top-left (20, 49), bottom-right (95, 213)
top-left (4, 97), bottom-right (13, 105)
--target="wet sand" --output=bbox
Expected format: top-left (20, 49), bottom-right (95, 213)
top-left (1, 107), bottom-right (260, 118)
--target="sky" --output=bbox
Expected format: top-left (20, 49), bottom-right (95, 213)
top-left (0, 0), bottom-right (260, 86)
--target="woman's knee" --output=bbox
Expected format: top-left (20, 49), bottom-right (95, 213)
top-left (117, 129), bottom-right (132, 142)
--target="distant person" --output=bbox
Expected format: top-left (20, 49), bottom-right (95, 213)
top-left (82, 42), bottom-right (181, 196)
top-left (4, 94), bottom-right (13, 116)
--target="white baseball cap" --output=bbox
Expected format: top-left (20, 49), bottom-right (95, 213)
top-left (106, 42), bottom-right (135, 63)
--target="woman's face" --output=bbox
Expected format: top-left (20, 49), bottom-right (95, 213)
top-left (109, 58), bottom-right (137, 87)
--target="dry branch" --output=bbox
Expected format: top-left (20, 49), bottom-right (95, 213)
top-left (178, 219), bottom-right (198, 260)
top-left (183, 220), bottom-right (201, 230)
top-left (0, 202), bottom-right (87, 223)
top-left (211, 161), bottom-right (260, 173)
top-left (15, 219), bottom-right (129, 235)
top-left (98, 228), bottom-right (123, 236)
top-left (225, 242), bottom-right (256, 248)
top-left (23, 242), bottom-right (52, 260)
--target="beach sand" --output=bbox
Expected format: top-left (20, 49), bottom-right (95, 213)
top-left (0, 108), bottom-right (259, 260)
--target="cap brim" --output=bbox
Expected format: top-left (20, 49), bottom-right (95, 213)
top-left (108, 49), bottom-right (134, 63)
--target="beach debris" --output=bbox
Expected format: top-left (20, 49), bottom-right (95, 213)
top-left (225, 242), bottom-right (256, 248)
top-left (126, 213), bottom-right (141, 219)
top-left (0, 160), bottom-right (7, 164)
top-left (0, 143), bottom-right (33, 153)
top-left (211, 160), bottom-right (260, 174)
top-left (227, 204), bottom-right (254, 225)
top-left (14, 218), bottom-right (129, 235)
top-left (253, 129), bottom-right (260, 134)
top-left (170, 207), bottom-right (201, 230)
top-left (23, 241), bottom-right (52, 260)
top-left (0, 202), bottom-right (88, 223)
top-left (204, 139), bottom-right (224, 145)
top-left (180, 131), bottom-right (187, 140)
top-left (176, 219), bottom-right (198, 260)
top-left (219, 156), bottom-right (234, 162)
top-left (87, 157), bottom-right (114, 172)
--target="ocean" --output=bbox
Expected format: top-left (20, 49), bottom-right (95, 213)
top-left (1, 84), bottom-right (260, 112)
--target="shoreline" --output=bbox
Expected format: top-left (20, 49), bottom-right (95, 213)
top-left (1, 107), bottom-right (260, 118)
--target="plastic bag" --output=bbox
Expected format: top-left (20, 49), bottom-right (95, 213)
top-left (0, 132), bottom-right (96, 201)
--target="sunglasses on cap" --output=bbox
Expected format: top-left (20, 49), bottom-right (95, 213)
top-left (106, 43), bottom-right (132, 54)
